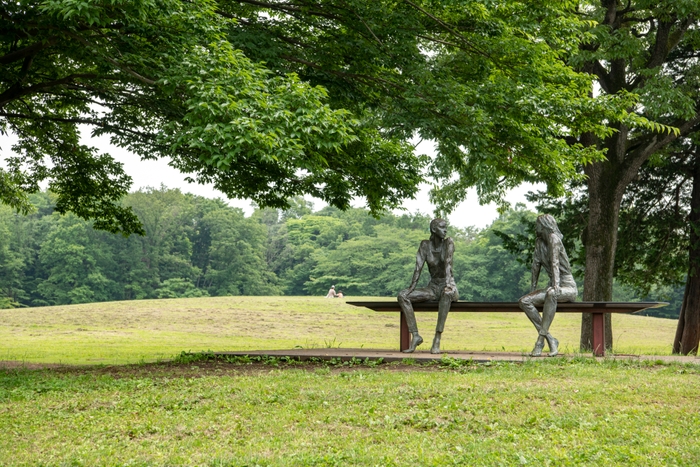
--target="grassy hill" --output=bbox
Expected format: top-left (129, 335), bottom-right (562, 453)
top-left (0, 297), bottom-right (680, 364)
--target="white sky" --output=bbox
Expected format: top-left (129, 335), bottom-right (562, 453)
top-left (1, 131), bottom-right (540, 229)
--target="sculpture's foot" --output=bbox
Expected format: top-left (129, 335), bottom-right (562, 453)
top-left (547, 336), bottom-right (559, 357)
top-left (430, 334), bottom-right (441, 354)
top-left (530, 340), bottom-right (545, 357)
top-left (402, 334), bottom-right (423, 353)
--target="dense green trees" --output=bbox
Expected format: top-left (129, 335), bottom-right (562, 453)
top-left (456, 208), bottom-right (534, 302)
top-left (1, 188), bottom-right (679, 317)
top-left (0, 188), bottom-right (268, 305)
top-left (307, 225), bottom-right (425, 297)
top-left (0, 205), bottom-right (25, 308)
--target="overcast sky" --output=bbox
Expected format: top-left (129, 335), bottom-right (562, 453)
top-left (1, 131), bottom-right (540, 230)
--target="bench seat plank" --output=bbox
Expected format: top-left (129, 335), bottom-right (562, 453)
top-left (347, 301), bottom-right (666, 356)
top-left (347, 301), bottom-right (664, 313)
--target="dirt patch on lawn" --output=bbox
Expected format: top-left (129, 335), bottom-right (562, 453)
top-left (0, 360), bottom-right (67, 370)
top-left (0, 359), bottom-right (447, 378)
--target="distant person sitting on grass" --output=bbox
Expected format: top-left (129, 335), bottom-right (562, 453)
top-left (336, 291), bottom-right (344, 298)
top-left (325, 285), bottom-right (337, 298)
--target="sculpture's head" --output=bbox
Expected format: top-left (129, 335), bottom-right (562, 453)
top-left (430, 218), bottom-right (447, 240)
top-left (536, 214), bottom-right (563, 242)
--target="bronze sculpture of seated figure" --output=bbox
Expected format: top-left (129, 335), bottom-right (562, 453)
top-left (397, 218), bottom-right (459, 354)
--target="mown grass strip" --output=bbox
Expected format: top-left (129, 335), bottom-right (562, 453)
top-left (1, 357), bottom-right (699, 466)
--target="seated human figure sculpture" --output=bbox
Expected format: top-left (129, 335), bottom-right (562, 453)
top-left (397, 218), bottom-right (459, 354)
top-left (518, 214), bottom-right (578, 357)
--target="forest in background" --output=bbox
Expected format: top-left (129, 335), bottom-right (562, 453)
top-left (0, 187), bottom-right (683, 318)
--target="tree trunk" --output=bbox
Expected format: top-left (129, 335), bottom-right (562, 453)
top-left (673, 158), bottom-right (700, 355)
top-left (580, 137), bottom-right (630, 350)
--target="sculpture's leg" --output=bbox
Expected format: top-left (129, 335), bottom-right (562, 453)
top-left (531, 336), bottom-right (546, 357)
top-left (540, 289), bottom-right (559, 356)
top-left (540, 289), bottom-right (557, 334)
top-left (399, 298), bottom-right (419, 333)
top-left (430, 334), bottom-right (441, 354)
top-left (519, 293), bottom-right (544, 330)
top-left (431, 292), bottom-right (453, 354)
top-left (519, 291), bottom-right (550, 357)
top-left (546, 335), bottom-right (559, 357)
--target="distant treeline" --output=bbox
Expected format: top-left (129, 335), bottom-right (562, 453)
top-left (0, 187), bottom-right (683, 318)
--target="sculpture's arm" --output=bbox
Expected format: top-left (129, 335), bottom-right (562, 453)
top-left (530, 247), bottom-right (542, 292)
top-left (407, 241), bottom-right (428, 293)
top-left (549, 234), bottom-right (562, 293)
top-left (444, 238), bottom-right (457, 292)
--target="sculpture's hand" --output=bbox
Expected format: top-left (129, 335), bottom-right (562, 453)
top-left (546, 286), bottom-right (560, 299)
top-left (444, 277), bottom-right (457, 294)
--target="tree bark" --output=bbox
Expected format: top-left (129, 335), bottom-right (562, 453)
top-left (673, 158), bottom-right (700, 355)
top-left (580, 128), bottom-right (635, 350)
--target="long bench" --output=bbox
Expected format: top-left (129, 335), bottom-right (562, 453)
top-left (347, 301), bottom-right (666, 356)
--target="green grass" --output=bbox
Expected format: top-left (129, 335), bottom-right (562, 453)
top-left (1, 358), bottom-right (699, 466)
top-left (0, 296), bottom-right (681, 364)
top-left (0, 298), bottom-right (696, 465)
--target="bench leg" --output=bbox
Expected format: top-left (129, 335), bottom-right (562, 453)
top-left (400, 312), bottom-right (410, 352)
top-left (592, 312), bottom-right (606, 356)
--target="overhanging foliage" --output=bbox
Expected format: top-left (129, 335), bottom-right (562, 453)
top-left (2, 1), bottom-right (645, 234)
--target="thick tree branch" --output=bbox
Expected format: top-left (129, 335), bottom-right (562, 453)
top-left (622, 113), bottom-right (700, 186)
top-left (0, 73), bottom-right (99, 108)
top-left (222, 0), bottom-right (340, 21)
top-left (0, 38), bottom-right (58, 65)
top-left (592, 60), bottom-right (611, 93)
top-left (403, 0), bottom-right (491, 59)
top-left (647, 20), bottom-right (674, 70)
top-left (629, 18), bottom-right (690, 90)
top-left (667, 18), bottom-right (692, 53)
top-left (618, 0), bottom-right (634, 16)
top-left (602, 0), bottom-right (618, 28)
top-left (0, 111), bottom-right (156, 140)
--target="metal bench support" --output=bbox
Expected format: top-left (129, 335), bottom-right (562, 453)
top-left (592, 312), bottom-right (606, 356)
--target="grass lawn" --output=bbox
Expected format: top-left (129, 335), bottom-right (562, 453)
top-left (0, 296), bottom-right (682, 365)
top-left (1, 297), bottom-right (698, 465)
top-left (1, 357), bottom-right (699, 466)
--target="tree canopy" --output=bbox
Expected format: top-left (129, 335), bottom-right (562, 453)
top-left (220, 0), bottom-right (636, 210)
top-left (0, 0), bottom-right (422, 234)
top-left (2, 0), bottom-right (639, 234)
